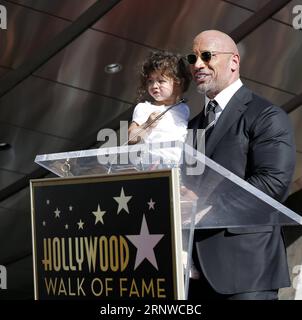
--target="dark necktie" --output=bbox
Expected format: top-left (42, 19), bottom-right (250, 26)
top-left (201, 99), bottom-right (218, 141)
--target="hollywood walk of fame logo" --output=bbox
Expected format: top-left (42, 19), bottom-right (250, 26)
top-left (31, 173), bottom-right (181, 299)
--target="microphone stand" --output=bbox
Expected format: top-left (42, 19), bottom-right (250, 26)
top-left (107, 98), bottom-right (186, 174)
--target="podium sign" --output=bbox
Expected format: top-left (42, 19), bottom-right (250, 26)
top-left (30, 169), bottom-right (184, 300)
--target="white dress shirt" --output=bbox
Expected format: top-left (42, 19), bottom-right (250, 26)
top-left (204, 78), bottom-right (243, 121)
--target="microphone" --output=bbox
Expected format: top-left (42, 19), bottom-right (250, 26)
top-left (127, 98), bottom-right (187, 145)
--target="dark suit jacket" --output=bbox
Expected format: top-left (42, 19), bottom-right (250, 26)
top-left (188, 85), bottom-right (296, 294)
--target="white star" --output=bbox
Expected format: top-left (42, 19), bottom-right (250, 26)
top-left (42, 221), bottom-right (46, 226)
top-left (77, 219), bottom-right (84, 230)
top-left (65, 224), bottom-right (69, 230)
top-left (147, 198), bottom-right (155, 210)
top-left (92, 204), bottom-right (106, 225)
top-left (126, 215), bottom-right (164, 270)
top-left (46, 200), bottom-right (50, 205)
top-left (113, 187), bottom-right (132, 214)
top-left (69, 206), bottom-right (73, 211)
top-left (54, 208), bottom-right (60, 218)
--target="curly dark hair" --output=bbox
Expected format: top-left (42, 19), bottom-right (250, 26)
top-left (136, 50), bottom-right (191, 103)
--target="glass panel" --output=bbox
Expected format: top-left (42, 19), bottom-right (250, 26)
top-left (35, 142), bottom-right (302, 228)
top-left (35, 142), bottom-right (302, 299)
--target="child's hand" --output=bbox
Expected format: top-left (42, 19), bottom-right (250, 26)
top-left (145, 111), bottom-right (162, 128)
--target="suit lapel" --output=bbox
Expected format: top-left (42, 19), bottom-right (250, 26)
top-left (206, 86), bottom-right (252, 157)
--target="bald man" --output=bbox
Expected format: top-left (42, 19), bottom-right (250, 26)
top-left (187, 30), bottom-right (296, 300)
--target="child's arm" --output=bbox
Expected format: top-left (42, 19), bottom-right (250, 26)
top-left (128, 121), bottom-right (143, 144)
top-left (128, 112), bottom-right (161, 144)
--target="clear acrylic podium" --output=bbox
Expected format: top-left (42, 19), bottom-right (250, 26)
top-left (34, 142), bottom-right (302, 299)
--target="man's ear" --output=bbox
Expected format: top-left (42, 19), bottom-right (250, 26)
top-left (230, 54), bottom-right (240, 72)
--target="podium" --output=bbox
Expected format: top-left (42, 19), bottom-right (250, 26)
top-left (31, 142), bottom-right (302, 300)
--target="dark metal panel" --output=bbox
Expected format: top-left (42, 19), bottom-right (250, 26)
top-left (7, 0), bottom-right (97, 21)
top-left (227, 0), bottom-right (298, 26)
top-left (273, 0), bottom-right (299, 25)
top-left (0, 0), bottom-right (122, 98)
top-left (93, 0), bottom-right (253, 52)
top-left (31, 0), bottom-right (253, 106)
top-left (0, 124), bottom-right (71, 174)
top-left (0, 207), bottom-right (32, 264)
top-left (289, 108), bottom-right (302, 153)
top-left (283, 93), bottom-right (302, 113)
top-left (0, 1), bottom-right (70, 68)
top-left (239, 20), bottom-right (302, 95)
top-left (0, 169), bottom-right (25, 190)
top-left (0, 75), bottom-right (132, 139)
top-left (0, 187), bottom-right (30, 212)
top-left (32, 0), bottom-right (294, 106)
top-left (0, 200), bottom-right (33, 298)
top-left (0, 254), bottom-right (34, 299)
top-left (295, 153), bottom-right (302, 181)
top-left (34, 30), bottom-right (151, 103)
top-left (0, 66), bottom-right (10, 79)
top-left (229, 0), bottom-right (292, 42)
top-left (242, 78), bottom-right (295, 105)
top-left (225, 0), bottom-right (271, 11)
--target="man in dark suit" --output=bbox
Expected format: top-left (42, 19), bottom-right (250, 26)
top-left (186, 30), bottom-right (296, 300)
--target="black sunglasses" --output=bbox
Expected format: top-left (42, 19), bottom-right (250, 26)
top-left (186, 51), bottom-right (234, 64)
